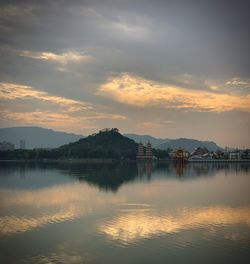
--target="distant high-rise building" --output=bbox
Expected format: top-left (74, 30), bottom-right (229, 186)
top-left (0, 141), bottom-right (15, 151)
top-left (19, 139), bottom-right (26, 149)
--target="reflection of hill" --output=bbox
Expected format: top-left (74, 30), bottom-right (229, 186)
top-left (0, 161), bottom-right (249, 192)
top-left (66, 163), bottom-right (138, 192)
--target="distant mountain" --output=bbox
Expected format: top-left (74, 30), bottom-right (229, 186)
top-left (156, 138), bottom-right (222, 152)
top-left (124, 134), bottom-right (222, 152)
top-left (0, 127), bottom-right (83, 149)
top-left (58, 128), bottom-right (137, 159)
top-left (124, 133), bottom-right (168, 147)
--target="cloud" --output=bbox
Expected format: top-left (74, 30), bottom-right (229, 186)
top-left (1, 110), bottom-right (126, 131)
top-left (0, 3), bottom-right (34, 18)
top-left (97, 74), bottom-right (250, 112)
top-left (206, 77), bottom-right (250, 93)
top-left (0, 82), bottom-right (92, 111)
top-left (19, 50), bottom-right (94, 64)
top-left (0, 1), bottom-right (249, 146)
top-left (0, 82), bottom-right (126, 132)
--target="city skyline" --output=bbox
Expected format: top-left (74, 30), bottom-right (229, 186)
top-left (0, 0), bottom-right (249, 148)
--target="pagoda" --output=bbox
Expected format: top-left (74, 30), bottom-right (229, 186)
top-left (136, 142), bottom-right (153, 160)
top-left (136, 142), bottom-right (145, 159)
top-left (172, 148), bottom-right (188, 163)
top-left (145, 142), bottom-right (153, 159)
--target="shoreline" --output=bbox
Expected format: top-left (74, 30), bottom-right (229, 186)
top-left (0, 158), bottom-right (250, 163)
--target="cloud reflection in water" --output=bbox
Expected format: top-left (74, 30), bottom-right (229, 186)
top-left (0, 183), bottom-right (123, 236)
top-left (99, 206), bottom-right (250, 245)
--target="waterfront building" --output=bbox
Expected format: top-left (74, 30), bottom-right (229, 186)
top-left (145, 142), bottom-right (153, 159)
top-left (169, 150), bottom-right (176, 160)
top-left (136, 142), bottom-right (145, 159)
top-left (136, 142), bottom-right (153, 160)
top-left (228, 151), bottom-right (241, 160)
top-left (191, 147), bottom-right (209, 157)
top-left (0, 141), bottom-right (15, 151)
top-left (172, 148), bottom-right (189, 163)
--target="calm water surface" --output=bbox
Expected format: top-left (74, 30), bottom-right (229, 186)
top-left (0, 162), bottom-right (250, 264)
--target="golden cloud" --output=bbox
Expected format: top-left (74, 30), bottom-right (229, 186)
top-left (99, 206), bottom-right (250, 244)
top-left (97, 74), bottom-right (250, 112)
top-left (0, 82), bottom-right (92, 111)
top-left (19, 50), bottom-right (93, 64)
top-left (0, 82), bottom-right (126, 131)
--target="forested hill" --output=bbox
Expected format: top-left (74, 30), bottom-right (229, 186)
top-left (58, 128), bottom-right (138, 159)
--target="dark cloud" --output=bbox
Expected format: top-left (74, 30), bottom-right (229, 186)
top-left (1, 0), bottom-right (249, 77)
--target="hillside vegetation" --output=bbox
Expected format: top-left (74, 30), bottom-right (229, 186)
top-left (58, 128), bottom-right (138, 159)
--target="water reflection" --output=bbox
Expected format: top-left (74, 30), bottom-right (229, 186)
top-left (0, 161), bottom-right (250, 264)
top-left (99, 206), bottom-right (250, 245)
top-left (0, 208), bottom-right (81, 235)
top-left (25, 244), bottom-right (88, 264)
top-left (0, 183), bottom-right (123, 235)
top-left (1, 161), bottom-right (249, 192)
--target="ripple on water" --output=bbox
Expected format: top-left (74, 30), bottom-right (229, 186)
top-left (0, 208), bottom-right (82, 236)
top-left (97, 206), bottom-right (250, 249)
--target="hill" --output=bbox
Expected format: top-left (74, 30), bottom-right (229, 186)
top-left (57, 128), bottom-right (138, 159)
top-left (156, 138), bottom-right (222, 152)
top-left (0, 127), bottom-right (83, 149)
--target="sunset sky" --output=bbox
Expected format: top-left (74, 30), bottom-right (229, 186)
top-left (0, 0), bottom-right (249, 147)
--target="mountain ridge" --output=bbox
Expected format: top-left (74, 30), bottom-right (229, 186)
top-left (124, 134), bottom-right (222, 151)
top-left (0, 126), bottom-right (222, 151)
top-left (0, 126), bottom-right (83, 149)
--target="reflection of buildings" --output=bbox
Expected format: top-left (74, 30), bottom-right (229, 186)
top-left (136, 142), bottom-right (152, 160)
top-left (172, 163), bottom-right (187, 177)
top-left (137, 162), bottom-right (152, 179)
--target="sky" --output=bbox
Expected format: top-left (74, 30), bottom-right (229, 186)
top-left (0, 0), bottom-right (249, 148)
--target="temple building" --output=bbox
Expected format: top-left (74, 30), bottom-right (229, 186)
top-left (136, 142), bottom-right (153, 160)
top-left (172, 148), bottom-right (189, 163)
top-left (145, 142), bottom-right (152, 159)
top-left (136, 142), bottom-right (145, 159)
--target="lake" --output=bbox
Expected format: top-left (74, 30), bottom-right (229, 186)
top-left (0, 161), bottom-right (250, 264)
